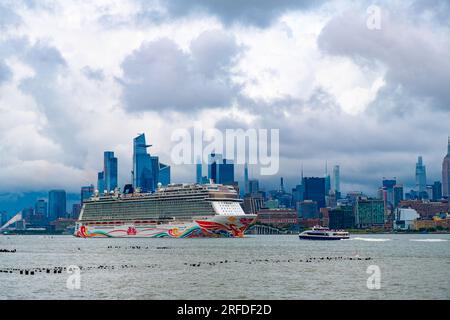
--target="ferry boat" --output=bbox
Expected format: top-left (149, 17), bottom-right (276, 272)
top-left (75, 183), bottom-right (256, 238)
top-left (299, 226), bottom-right (350, 240)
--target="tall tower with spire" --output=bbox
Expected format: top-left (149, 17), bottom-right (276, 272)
top-left (415, 156), bottom-right (427, 195)
top-left (443, 137), bottom-right (450, 197)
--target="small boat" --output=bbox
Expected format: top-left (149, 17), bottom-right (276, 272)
top-left (299, 226), bottom-right (350, 240)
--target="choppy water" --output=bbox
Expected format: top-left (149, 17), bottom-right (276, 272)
top-left (1, 234), bottom-right (449, 300)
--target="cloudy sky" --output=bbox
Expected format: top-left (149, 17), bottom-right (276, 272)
top-left (0, 0), bottom-right (449, 204)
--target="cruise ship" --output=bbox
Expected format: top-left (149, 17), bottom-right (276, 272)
top-left (75, 184), bottom-right (256, 238)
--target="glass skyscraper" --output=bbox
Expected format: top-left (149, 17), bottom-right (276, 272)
top-left (443, 138), bottom-right (450, 197)
top-left (196, 159), bottom-right (203, 184)
top-left (332, 165), bottom-right (341, 198)
top-left (104, 151), bottom-right (118, 192)
top-left (97, 172), bottom-right (105, 193)
top-left (302, 177), bottom-right (326, 210)
top-left (415, 156), bottom-right (427, 194)
top-left (48, 190), bottom-right (66, 221)
top-left (132, 134), bottom-right (170, 193)
top-left (207, 153), bottom-right (234, 185)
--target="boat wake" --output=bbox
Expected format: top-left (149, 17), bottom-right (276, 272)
top-left (409, 239), bottom-right (448, 242)
top-left (349, 237), bottom-right (391, 242)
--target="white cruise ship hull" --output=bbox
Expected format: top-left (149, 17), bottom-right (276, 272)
top-left (75, 214), bottom-right (257, 238)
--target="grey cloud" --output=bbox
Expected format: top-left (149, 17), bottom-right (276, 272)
top-left (0, 4), bottom-right (22, 29)
top-left (161, 0), bottom-right (325, 28)
top-left (119, 30), bottom-right (242, 113)
top-left (81, 66), bottom-right (105, 81)
top-left (0, 61), bottom-right (12, 84)
top-left (317, 6), bottom-right (450, 112)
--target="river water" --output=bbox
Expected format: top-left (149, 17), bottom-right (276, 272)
top-left (0, 234), bottom-right (449, 300)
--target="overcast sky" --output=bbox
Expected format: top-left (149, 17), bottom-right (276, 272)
top-left (0, 0), bottom-right (449, 197)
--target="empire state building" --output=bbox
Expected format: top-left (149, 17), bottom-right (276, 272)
top-left (443, 137), bottom-right (450, 197)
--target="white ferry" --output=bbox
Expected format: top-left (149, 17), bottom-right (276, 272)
top-left (299, 226), bottom-right (350, 240)
top-left (75, 183), bottom-right (256, 238)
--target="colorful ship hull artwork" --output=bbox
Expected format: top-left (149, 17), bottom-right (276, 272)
top-left (75, 216), bottom-right (256, 238)
top-left (74, 183), bottom-right (257, 239)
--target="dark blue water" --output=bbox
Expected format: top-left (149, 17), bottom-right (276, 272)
top-left (1, 234), bottom-right (449, 299)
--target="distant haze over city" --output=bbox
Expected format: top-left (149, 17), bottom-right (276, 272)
top-left (1, 0), bottom-right (449, 212)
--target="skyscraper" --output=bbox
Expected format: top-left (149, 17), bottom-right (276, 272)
top-left (415, 156), bottom-right (427, 195)
top-left (302, 177), bottom-right (326, 210)
top-left (97, 172), bottom-right (105, 193)
top-left (244, 163), bottom-right (249, 194)
top-left (207, 153), bottom-right (234, 185)
top-left (132, 134), bottom-right (170, 192)
top-left (196, 158), bottom-right (203, 184)
top-left (443, 137), bottom-right (450, 197)
top-left (432, 181), bottom-right (442, 200)
top-left (48, 190), bottom-right (66, 221)
top-left (81, 185), bottom-right (95, 203)
top-left (393, 184), bottom-right (404, 208)
top-left (383, 178), bottom-right (397, 206)
top-left (104, 151), bottom-right (118, 192)
top-left (332, 165), bottom-right (340, 196)
top-left (324, 162), bottom-right (331, 195)
top-left (34, 199), bottom-right (48, 217)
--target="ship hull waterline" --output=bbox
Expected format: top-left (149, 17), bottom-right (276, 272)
top-left (75, 215), bottom-right (257, 238)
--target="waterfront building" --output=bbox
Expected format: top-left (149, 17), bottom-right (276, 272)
top-left (132, 133), bottom-right (171, 192)
top-left (256, 209), bottom-right (298, 232)
top-left (394, 208), bottom-right (420, 230)
top-left (48, 190), bottom-right (67, 221)
top-left (398, 200), bottom-right (450, 219)
top-left (303, 177), bottom-right (326, 209)
top-left (97, 172), bottom-right (105, 193)
top-left (393, 184), bottom-right (404, 208)
top-left (81, 185), bottom-right (95, 203)
top-left (329, 206), bottom-right (355, 230)
top-left (297, 200), bottom-right (319, 219)
top-left (332, 165), bottom-right (341, 198)
top-left (243, 192), bottom-right (265, 214)
top-left (104, 151), bottom-right (118, 192)
top-left (415, 156), bottom-right (427, 195)
top-left (355, 198), bottom-right (385, 228)
top-left (443, 137), bottom-right (450, 197)
top-left (432, 181), bottom-right (442, 201)
top-left (413, 217), bottom-right (450, 231)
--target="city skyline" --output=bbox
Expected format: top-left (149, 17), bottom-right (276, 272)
top-left (0, 1), bottom-right (449, 201)
top-left (1, 136), bottom-right (449, 218)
